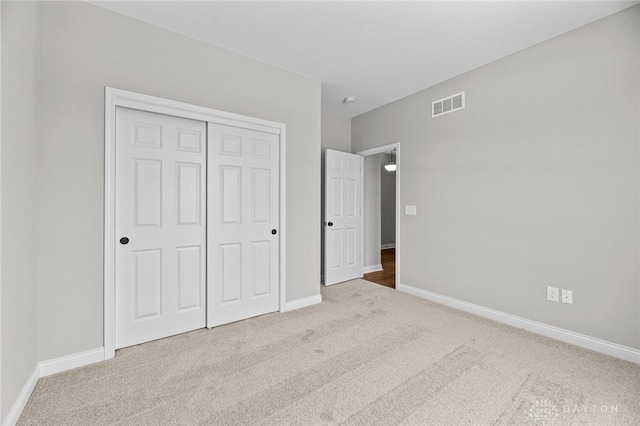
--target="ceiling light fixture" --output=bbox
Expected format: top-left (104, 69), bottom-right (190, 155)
top-left (343, 96), bottom-right (355, 104)
top-left (384, 151), bottom-right (397, 172)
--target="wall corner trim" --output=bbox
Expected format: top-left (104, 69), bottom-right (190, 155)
top-left (3, 366), bottom-right (39, 426)
top-left (362, 264), bottom-right (383, 274)
top-left (280, 294), bottom-right (322, 313)
top-left (38, 347), bottom-right (105, 378)
top-left (397, 283), bottom-right (640, 364)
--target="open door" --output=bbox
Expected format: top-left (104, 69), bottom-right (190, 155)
top-left (324, 149), bottom-right (363, 285)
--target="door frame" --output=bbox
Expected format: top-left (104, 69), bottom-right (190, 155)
top-left (355, 143), bottom-right (401, 289)
top-left (104, 87), bottom-right (287, 359)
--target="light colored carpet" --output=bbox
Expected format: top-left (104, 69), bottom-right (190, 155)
top-left (19, 279), bottom-right (640, 425)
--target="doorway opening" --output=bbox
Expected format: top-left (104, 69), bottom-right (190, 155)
top-left (356, 143), bottom-right (400, 290)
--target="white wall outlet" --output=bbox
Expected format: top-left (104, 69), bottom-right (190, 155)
top-left (547, 286), bottom-right (559, 302)
top-left (561, 289), bottom-right (573, 304)
top-left (405, 205), bottom-right (417, 215)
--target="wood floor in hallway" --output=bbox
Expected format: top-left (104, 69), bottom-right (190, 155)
top-left (363, 248), bottom-right (395, 289)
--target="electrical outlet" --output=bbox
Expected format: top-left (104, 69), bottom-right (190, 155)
top-left (405, 205), bottom-right (417, 215)
top-left (562, 289), bottom-right (573, 304)
top-left (547, 286), bottom-right (559, 302)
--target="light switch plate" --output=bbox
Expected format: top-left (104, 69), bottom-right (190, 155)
top-left (405, 205), bottom-right (417, 215)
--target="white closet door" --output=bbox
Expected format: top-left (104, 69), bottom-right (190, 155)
top-left (324, 149), bottom-right (363, 285)
top-left (115, 107), bottom-right (206, 349)
top-left (207, 123), bottom-right (279, 327)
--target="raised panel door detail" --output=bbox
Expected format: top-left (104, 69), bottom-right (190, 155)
top-left (134, 159), bottom-right (163, 227)
top-left (331, 229), bottom-right (343, 269)
top-left (331, 157), bottom-right (342, 171)
top-left (252, 241), bottom-right (270, 297)
top-left (133, 249), bottom-right (162, 320)
top-left (346, 228), bottom-right (357, 266)
top-left (221, 243), bottom-right (242, 304)
top-left (331, 178), bottom-right (343, 218)
top-left (345, 158), bottom-right (357, 173)
top-left (177, 246), bottom-right (202, 311)
top-left (252, 168), bottom-right (270, 223)
top-left (176, 162), bottom-right (201, 225)
top-left (177, 129), bottom-right (202, 153)
top-left (221, 166), bottom-right (242, 224)
top-left (133, 122), bottom-right (162, 149)
top-left (220, 134), bottom-right (242, 156)
top-left (345, 178), bottom-right (357, 217)
top-left (252, 138), bottom-right (271, 160)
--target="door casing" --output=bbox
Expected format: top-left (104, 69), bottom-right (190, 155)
top-left (355, 143), bottom-right (401, 289)
top-left (104, 87), bottom-right (287, 359)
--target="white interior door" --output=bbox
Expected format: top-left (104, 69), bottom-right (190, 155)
top-left (115, 107), bottom-right (206, 349)
top-left (324, 149), bottom-right (363, 285)
top-left (207, 123), bottom-right (280, 327)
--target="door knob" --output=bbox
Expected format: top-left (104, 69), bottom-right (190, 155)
top-left (120, 237), bottom-right (129, 245)
top-left (327, 222), bottom-right (334, 227)
top-left (271, 229), bottom-right (277, 235)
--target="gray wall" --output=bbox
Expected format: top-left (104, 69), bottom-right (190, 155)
top-left (353, 6), bottom-right (640, 349)
top-left (380, 153), bottom-right (396, 246)
top-left (33, 1), bottom-right (320, 361)
top-left (363, 154), bottom-right (382, 268)
top-left (321, 109), bottom-right (351, 152)
top-left (1, 2), bottom-right (41, 420)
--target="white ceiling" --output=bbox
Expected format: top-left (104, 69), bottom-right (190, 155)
top-left (92, 1), bottom-right (637, 118)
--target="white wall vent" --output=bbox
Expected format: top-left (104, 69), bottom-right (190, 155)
top-left (432, 92), bottom-right (465, 118)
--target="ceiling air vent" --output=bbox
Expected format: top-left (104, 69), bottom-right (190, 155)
top-left (432, 92), bottom-right (465, 118)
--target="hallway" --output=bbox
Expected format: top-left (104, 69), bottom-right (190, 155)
top-left (363, 248), bottom-right (395, 289)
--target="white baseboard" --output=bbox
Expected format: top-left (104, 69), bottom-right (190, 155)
top-left (381, 244), bottom-right (395, 250)
top-left (3, 347), bottom-right (106, 425)
top-left (281, 294), bottom-right (322, 313)
top-left (397, 283), bottom-right (640, 364)
top-left (39, 347), bottom-right (105, 377)
top-left (362, 264), bottom-right (383, 274)
top-left (3, 366), bottom-right (39, 426)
